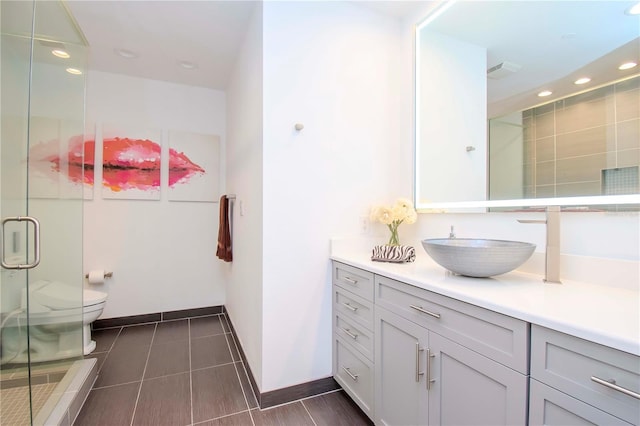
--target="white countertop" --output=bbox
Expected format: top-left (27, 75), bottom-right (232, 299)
top-left (331, 241), bottom-right (640, 356)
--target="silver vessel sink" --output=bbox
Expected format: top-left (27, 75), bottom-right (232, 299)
top-left (421, 238), bottom-right (536, 278)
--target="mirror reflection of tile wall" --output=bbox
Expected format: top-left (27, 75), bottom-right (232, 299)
top-left (523, 76), bottom-right (639, 199)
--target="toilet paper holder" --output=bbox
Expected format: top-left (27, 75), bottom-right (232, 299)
top-left (85, 271), bottom-right (113, 279)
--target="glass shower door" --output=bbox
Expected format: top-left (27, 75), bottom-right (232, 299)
top-left (1, 1), bottom-right (87, 424)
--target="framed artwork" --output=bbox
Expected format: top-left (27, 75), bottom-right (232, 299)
top-left (101, 124), bottom-right (162, 200)
top-left (28, 117), bottom-right (91, 199)
top-left (167, 130), bottom-right (220, 202)
top-left (80, 123), bottom-right (95, 200)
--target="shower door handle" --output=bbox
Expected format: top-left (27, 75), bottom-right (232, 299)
top-left (1, 216), bottom-right (40, 269)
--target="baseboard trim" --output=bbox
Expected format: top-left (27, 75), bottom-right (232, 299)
top-left (260, 376), bottom-right (340, 409)
top-left (222, 308), bottom-right (262, 404)
top-left (93, 305), bottom-right (223, 329)
top-left (224, 307), bottom-right (340, 409)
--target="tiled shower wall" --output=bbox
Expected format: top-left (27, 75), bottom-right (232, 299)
top-left (523, 75), bottom-right (639, 198)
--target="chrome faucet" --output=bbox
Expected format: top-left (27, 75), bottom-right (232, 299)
top-left (449, 226), bottom-right (456, 239)
top-left (517, 206), bottom-right (561, 284)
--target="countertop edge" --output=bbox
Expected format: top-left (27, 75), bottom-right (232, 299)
top-left (330, 253), bottom-right (640, 357)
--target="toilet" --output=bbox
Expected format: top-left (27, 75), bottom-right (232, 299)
top-left (1, 280), bottom-right (107, 363)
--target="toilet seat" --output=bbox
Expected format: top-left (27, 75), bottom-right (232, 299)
top-left (29, 280), bottom-right (107, 310)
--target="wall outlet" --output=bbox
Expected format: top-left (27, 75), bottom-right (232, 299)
top-left (359, 216), bottom-right (369, 234)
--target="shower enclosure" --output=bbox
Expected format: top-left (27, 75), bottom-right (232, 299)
top-left (1, 1), bottom-right (93, 424)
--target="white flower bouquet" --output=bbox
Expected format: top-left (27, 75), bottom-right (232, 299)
top-left (370, 198), bottom-right (417, 246)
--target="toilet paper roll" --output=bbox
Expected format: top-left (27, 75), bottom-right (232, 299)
top-left (88, 270), bottom-right (105, 285)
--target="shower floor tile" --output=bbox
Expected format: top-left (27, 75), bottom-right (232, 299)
top-left (0, 382), bottom-right (58, 425)
top-left (76, 314), bottom-right (372, 426)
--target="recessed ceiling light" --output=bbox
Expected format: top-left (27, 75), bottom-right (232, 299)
top-left (178, 60), bottom-right (198, 70)
top-left (538, 90), bottom-right (553, 97)
top-left (52, 49), bottom-right (70, 59)
top-left (114, 48), bottom-right (138, 59)
top-left (66, 68), bottom-right (83, 75)
top-left (625, 2), bottom-right (640, 15)
top-left (619, 61), bottom-right (638, 70)
top-left (574, 77), bottom-right (591, 85)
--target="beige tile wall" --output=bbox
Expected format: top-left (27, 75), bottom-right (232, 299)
top-left (525, 75), bottom-right (639, 197)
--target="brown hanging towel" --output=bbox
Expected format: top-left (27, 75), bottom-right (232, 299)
top-left (216, 195), bottom-right (232, 262)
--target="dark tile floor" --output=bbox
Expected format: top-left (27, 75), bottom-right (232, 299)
top-left (75, 314), bottom-right (372, 426)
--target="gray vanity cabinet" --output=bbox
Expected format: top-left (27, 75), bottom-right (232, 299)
top-left (332, 260), bottom-right (639, 426)
top-left (374, 274), bottom-right (528, 425)
top-left (332, 262), bottom-right (375, 420)
top-left (530, 325), bottom-right (640, 425)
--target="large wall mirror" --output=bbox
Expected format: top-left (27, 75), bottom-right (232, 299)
top-left (415, 0), bottom-right (640, 211)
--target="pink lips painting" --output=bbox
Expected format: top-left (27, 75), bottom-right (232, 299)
top-left (31, 135), bottom-right (206, 197)
top-left (101, 137), bottom-right (205, 192)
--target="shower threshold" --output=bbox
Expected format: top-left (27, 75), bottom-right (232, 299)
top-left (0, 358), bottom-right (96, 425)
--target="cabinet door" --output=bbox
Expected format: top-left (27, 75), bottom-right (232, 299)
top-left (428, 332), bottom-right (528, 426)
top-left (375, 307), bottom-right (429, 426)
top-left (529, 379), bottom-right (632, 426)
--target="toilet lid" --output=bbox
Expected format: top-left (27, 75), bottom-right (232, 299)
top-left (31, 280), bottom-right (107, 310)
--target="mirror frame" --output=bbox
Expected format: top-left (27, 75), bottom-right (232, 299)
top-left (413, 0), bottom-right (640, 212)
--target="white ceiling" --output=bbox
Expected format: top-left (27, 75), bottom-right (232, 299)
top-left (64, 0), bottom-right (424, 90)
top-left (66, 0), bottom-right (259, 90)
top-left (63, 0), bottom-right (639, 110)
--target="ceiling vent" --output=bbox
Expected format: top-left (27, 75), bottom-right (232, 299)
top-left (37, 40), bottom-right (66, 50)
top-left (487, 61), bottom-right (522, 79)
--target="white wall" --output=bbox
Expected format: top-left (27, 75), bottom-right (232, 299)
top-left (260, 1), bottom-right (410, 392)
top-left (84, 71), bottom-right (227, 318)
top-left (417, 30), bottom-right (486, 204)
top-left (225, 4), bottom-right (265, 388)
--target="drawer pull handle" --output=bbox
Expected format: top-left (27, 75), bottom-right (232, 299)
top-left (426, 348), bottom-right (436, 390)
top-left (591, 376), bottom-right (640, 400)
top-left (342, 302), bottom-right (358, 312)
top-left (343, 276), bottom-right (358, 285)
top-left (342, 328), bottom-right (358, 340)
top-left (415, 342), bottom-right (424, 382)
top-left (410, 304), bottom-right (441, 319)
top-left (342, 366), bottom-right (359, 381)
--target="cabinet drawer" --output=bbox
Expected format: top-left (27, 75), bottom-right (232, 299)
top-left (333, 262), bottom-right (374, 302)
top-left (334, 287), bottom-right (373, 331)
top-left (530, 379), bottom-right (632, 425)
top-left (376, 275), bottom-right (529, 373)
top-left (335, 313), bottom-right (374, 361)
top-left (334, 336), bottom-right (374, 419)
top-left (531, 325), bottom-right (640, 424)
